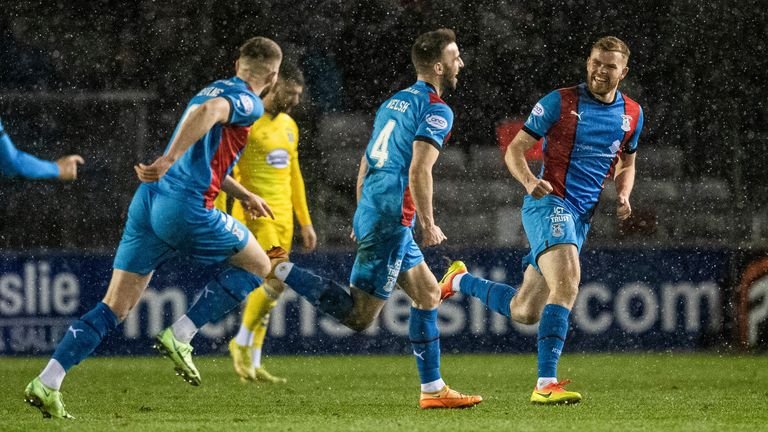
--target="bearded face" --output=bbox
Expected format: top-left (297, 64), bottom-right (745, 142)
top-left (586, 49), bottom-right (628, 100)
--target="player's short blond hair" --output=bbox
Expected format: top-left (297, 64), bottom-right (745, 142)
top-left (239, 37), bottom-right (282, 76)
top-left (592, 36), bottom-right (630, 60)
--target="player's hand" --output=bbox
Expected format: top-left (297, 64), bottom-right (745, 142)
top-left (56, 155), bottom-right (85, 181)
top-left (617, 195), bottom-right (632, 220)
top-left (526, 178), bottom-right (553, 199)
top-left (421, 224), bottom-right (447, 247)
top-left (135, 155), bottom-right (174, 182)
top-left (349, 228), bottom-right (357, 243)
top-left (241, 193), bottom-right (275, 220)
top-left (301, 224), bottom-right (317, 251)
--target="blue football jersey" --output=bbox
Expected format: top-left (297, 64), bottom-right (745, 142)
top-left (153, 76), bottom-right (264, 208)
top-left (357, 80), bottom-right (454, 227)
top-left (523, 83), bottom-right (644, 217)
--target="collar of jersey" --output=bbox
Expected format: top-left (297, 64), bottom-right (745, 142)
top-left (580, 82), bottom-right (621, 106)
top-left (231, 75), bottom-right (254, 92)
top-left (416, 80), bottom-right (437, 93)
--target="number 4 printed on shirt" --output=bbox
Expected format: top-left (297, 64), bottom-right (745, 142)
top-left (370, 119), bottom-right (396, 168)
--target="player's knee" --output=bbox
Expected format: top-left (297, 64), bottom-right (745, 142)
top-left (511, 308), bottom-right (541, 325)
top-left (410, 286), bottom-right (440, 309)
top-left (344, 316), bottom-right (375, 332)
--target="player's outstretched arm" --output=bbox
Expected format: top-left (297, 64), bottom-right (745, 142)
top-left (55, 155), bottom-right (85, 180)
top-left (221, 175), bottom-right (274, 220)
top-left (504, 130), bottom-right (552, 198)
top-left (614, 152), bottom-right (636, 220)
top-left (410, 140), bottom-right (446, 247)
top-left (1, 118), bottom-right (79, 180)
top-left (135, 97), bottom-right (231, 182)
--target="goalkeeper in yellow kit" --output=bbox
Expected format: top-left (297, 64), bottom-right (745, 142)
top-left (215, 63), bottom-right (316, 383)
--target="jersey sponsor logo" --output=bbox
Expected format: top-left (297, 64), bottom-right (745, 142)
top-left (532, 102), bottom-right (545, 116)
top-left (621, 114), bottom-right (632, 132)
top-left (237, 94), bottom-right (255, 115)
top-left (266, 149), bottom-right (290, 168)
top-left (383, 258), bottom-right (403, 293)
top-left (550, 206), bottom-right (571, 224)
top-left (425, 114), bottom-right (448, 130)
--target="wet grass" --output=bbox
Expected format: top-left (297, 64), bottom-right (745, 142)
top-left (1, 353), bottom-right (765, 431)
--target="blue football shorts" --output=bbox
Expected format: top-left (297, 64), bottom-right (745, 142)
top-left (520, 194), bottom-right (590, 273)
top-left (349, 209), bottom-right (424, 300)
top-left (113, 184), bottom-right (250, 274)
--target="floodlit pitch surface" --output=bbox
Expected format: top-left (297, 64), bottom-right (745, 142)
top-left (2, 353), bottom-right (764, 431)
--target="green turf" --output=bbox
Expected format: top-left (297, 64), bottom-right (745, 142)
top-left (1, 353), bottom-right (764, 431)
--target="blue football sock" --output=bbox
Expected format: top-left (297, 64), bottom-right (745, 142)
top-left (459, 273), bottom-right (516, 317)
top-left (409, 307), bottom-right (441, 385)
top-left (284, 265), bottom-right (354, 322)
top-left (186, 266), bottom-right (262, 328)
top-left (537, 304), bottom-right (570, 378)
top-left (52, 302), bottom-right (118, 371)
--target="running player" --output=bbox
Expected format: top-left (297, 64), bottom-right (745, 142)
top-left (266, 29), bottom-right (482, 409)
top-left (1, 116), bottom-right (83, 180)
top-left (440, 36), bottom-right (644, 404)
top-left (23, 37), bottom-right (282, 419)
top-left (217, 62), bottom-right (316, 384)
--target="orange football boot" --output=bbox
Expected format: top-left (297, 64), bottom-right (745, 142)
top-left (419, 385), bottom-right (483, 409)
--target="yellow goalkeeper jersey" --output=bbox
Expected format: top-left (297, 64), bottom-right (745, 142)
top-left (220, 112), bottom-right (311, 226)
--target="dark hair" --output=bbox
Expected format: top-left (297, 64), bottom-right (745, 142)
top-left (279, 61), bottom-right (305, 86)
top-left (411, 28), bottom-right (456, 73)
top-left (592, 36), bottom-right (630, 59)
top-left (239, 36), bottom-right (283, 64)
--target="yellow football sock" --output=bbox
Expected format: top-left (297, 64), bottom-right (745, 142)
top-left (242, 285), bottom-right (278, 339)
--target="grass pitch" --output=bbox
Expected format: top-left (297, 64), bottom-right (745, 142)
top-left (1, 353), bottom-right (764, 431)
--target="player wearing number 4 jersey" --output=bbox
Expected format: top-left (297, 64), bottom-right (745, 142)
top-left (265, 29), bottom-right (481, 409)
top-left (441, 36), bottom-right (644, 405)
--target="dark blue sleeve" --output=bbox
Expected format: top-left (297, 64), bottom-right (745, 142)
top-left (0, 122), bottom-right (60, 179)
top-left (220, 88), bottom-right (264, 126)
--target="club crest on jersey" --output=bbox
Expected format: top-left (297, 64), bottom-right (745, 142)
top-left (532, 102), bottom-right (545, 117)
top-left (266, 149), bottom-right (290, 168)
top-left (238, 94), bottom-right (255, 115)
top-left (551, 223), bottom-right (564, 238)
top-left (426, 114), bottom-right (448, 130)
top-left (621, 114), bottom-right (632, 132)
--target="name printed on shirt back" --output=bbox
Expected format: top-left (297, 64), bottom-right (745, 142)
top-left (197, 87), bottom-right (224, 97)
top-left (386, 99), bottom-right (410, 113)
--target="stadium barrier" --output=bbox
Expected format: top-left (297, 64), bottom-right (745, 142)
top-left (0, 247), bottom-right (751, 356)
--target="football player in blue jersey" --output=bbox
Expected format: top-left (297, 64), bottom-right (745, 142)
top-left (24, 37), bottom-right (282, 419)
top-left (265, 29), bottom-right (481, 409)
top-left (0, 117), bottom-right (83, 180)
top-left (440, 36), bottom-right (644, 405)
